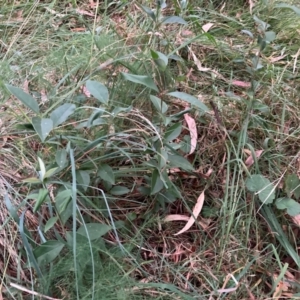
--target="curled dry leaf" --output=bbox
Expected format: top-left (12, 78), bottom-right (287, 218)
top-left (270, 54), bottom-right (287, 63)
top-left (174, 191), bottom-right (205, 236)
top-left (184, 111), bottom-right (197, 155)
top-left (245, 150), bottom-right (263, 167)
top-left (190, 49), bottom-right (211, 72)
top-left (231, 80), bottom-right (251, 88)
top-left (76, 9), bottom-right (95, 17)
top-left (81, 85), bottom-right (91, 97)
top-left (202, 23), bottom-right (214, 32)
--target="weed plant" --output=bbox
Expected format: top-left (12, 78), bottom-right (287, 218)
top-left (1, 0), bottom-right (300, 299)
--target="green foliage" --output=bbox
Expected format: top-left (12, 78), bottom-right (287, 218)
top-left (2, 0), bottom-right (300, 299)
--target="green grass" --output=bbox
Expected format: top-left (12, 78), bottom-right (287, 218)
top-left (1, 0), bottom-right (300, 299)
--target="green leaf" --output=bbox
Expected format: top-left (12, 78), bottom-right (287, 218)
top-left (86, 80), bottom-right (109, 105)
top-left (121, 73), bottom-right (158, 92)
top-left (253, 102), bottom-right (270, 114)
top-left (50, 103), bottom-right (76, 127)
top-left (33, 240), bottom-right (65, 266)
top-left (141, 5), bottom-right (156, 21)
top-left (150, 95), bottom-right (168, 114)
top-left (56, 149), bottom-right (67, 168)
top-left (77, 223), bottom-right (111, 240)
top-left (161, 16), bottom-right (187, 25)
top-left (76, 170), bottom-right (90, 191)
top-left (38, 156), bottom-right (46, 181)
top-left (151, 169), bottom-right (164, 194)
top-left (32, 117), bottom-right (53, 142)
top-left (5, 84), bottom-right (39, 113)
top-left (22, 177), bottom-right (42, 184)
top-left (158, 148), bottom-right (168, 169)
top-left (275, 197), bottom-right (300, 216)
top-left (246, 174), bottom-right (275, 204)
top-left (44, 216), bottom-right (58, 233)
top-left (168, 92), bottom-right (209, 112)
top-left (110, 186), bottom-right (130, 195)
top-left (164, 122), bottom-right (182, 142)
top-left (285, 174), bottom-right (300, 200)
top-left (44, 167), bottom-right (58, 179)
top-left (275, 3), bottom-right (300, 15)
top-left (111, 105), bottom-right (132, 116)
top-left (253, 15), bottom-right (270, 31)
top-left (150, 49), bottom-right (168, 71)
top-left (98, 164), bottom-right (115, 185)
top-left (241, 29), bottom-right (254, 38)
top-left (33, 189), bottom-right (49, 213)
top-left (55, 189), bottom-right (72, 224)
top-left (168, 154), bottom-right (194, 171)
top-left (264, 31), bottom-right (276, 43)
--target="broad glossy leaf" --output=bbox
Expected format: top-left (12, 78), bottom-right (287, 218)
top-left (98, 164), bottom-right (115, 185)
top-left (77, 223), bottom-right (111, 240)
top-left (151, 49), bottom-right (168, 71)
top-left (33, 240), bottom-right (65, 266)
top-left (6, 84), bottom-right (39, 113)
top-left (44, 167), bottom-right (58, 179)
top-left (168, 91), bottom-right (209, 112)
top-left (253, 15), bottom-right (270, 31)
top-left (246, 174), bottom-right (275, 204)
top-left (168, 154), bottom-right (194, 171)
top-left (151, 169), bottom-right (164, 195)
top-left (55, 189), bottom-right (72, 223)
top-left (121, 73), bottom-right (158, 92)
top-left (110, 186), bottom-right (130, 195)
top-left (22, 177), bottom-right (42, 184)
top-left (56, 149), bottom-right (67, 168)
top-left (86, 80), bottom-right (109, 105)
top-left (32, 117), bottom-right (53, 142)
top-left (33, 189), bottom-right (49, 213)
top-left (276, 197), bottom-right (300, 216)
top-left (150, 95), bottom-right (168, 114)
top-left (275, 3), bottom-right (300, 15)
top-left (162, 16), bottom-right (187, 25)
top-left (141, 5), bottom-right (156, 21)
top-left (50, 103), bottom-right (76, 127)
top-left (76, 170), bottom-right (90, 191)
top-left (264, 31), bottom-right (276, 43)
top-left (164, 122), bottom-right (182, 142)
top-left (285, 174), bottom-right (300, 200)
top-left (44, 216), bottom-right (58, 233)
top-left (158, 148), bottom-right (168, 169)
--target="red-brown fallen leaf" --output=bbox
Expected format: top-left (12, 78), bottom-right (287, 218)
top-left (291, 214), bottom-right (300, 226)
top-left (231, 80), bottom-right (251, 88)
top-left (71, 28), bottom-right (86, 32)
top-left (81, 85), bottom-right (91, 97)
top-left (249, 0), bottom-right (255, 14)
top-left (190, 50), bottom-right (211, 72)
top-left (174, 191), bottom-right (205, 235)
top-left (76, 9), bottom-right (95, 17)
top-left (273, 272), bottom-right (290, 299)
top-left (164, 215), bottom-right (190, 222)
top-left (184, 111), bottom-right (197, 155)
top-left (270, 54), bottom-right (287, 63)
top-left (202, 23), bottom-right (214, 32)
top-left (181, 30), bottom-right (193, 37)
top-left (23, 80), bottom-right (29, 94)
top-left (245, 149), bottom-right (264, 167)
